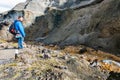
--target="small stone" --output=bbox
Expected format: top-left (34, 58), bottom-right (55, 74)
top-left (79, 47), bottom-right (87, 54)
top-left (17, 62), bottom-right (24, 66)
top-left (43, 53), bottom-right (51, 59)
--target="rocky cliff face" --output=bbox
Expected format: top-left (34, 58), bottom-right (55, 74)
top-left (0, 0), bottom-right (101, 40)
top-left (0, 0), bottom-right (120, 55)
top-left (26, 0), bottom-right (120, 55)
top-left (86, 0), bottom-right (120, 54)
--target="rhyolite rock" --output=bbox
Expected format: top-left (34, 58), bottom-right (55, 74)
top-left (0, 0), bottom-right (120, 54)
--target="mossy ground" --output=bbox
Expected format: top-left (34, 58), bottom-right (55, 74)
top-left (0, 41), bottom-right (120, 79)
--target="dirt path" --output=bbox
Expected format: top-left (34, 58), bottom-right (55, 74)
top-left (0, 49), bottom-right (16, 59)
top-left (0, 49), bottom-right (17, 64)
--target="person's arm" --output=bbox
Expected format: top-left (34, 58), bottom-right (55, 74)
top-left (16, 21), bottom-right (26, 37)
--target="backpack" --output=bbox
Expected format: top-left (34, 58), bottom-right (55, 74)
top-left (9, 22), bottom-right (17, 35)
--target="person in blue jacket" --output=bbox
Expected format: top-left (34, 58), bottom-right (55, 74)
top-left (14, 16), bottom-right (26, 49)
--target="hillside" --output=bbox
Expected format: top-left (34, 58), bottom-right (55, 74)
top-left (0, 0), bottom-right (120, 54)
top-left (0, 0), bottom-right (120, 80)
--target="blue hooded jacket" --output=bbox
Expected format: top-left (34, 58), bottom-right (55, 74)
top-left (14, 20), bottom-right (26, 37)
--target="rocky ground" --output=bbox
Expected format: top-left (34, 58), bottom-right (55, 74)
top-left (0, 40), bottom-right (120, 80)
